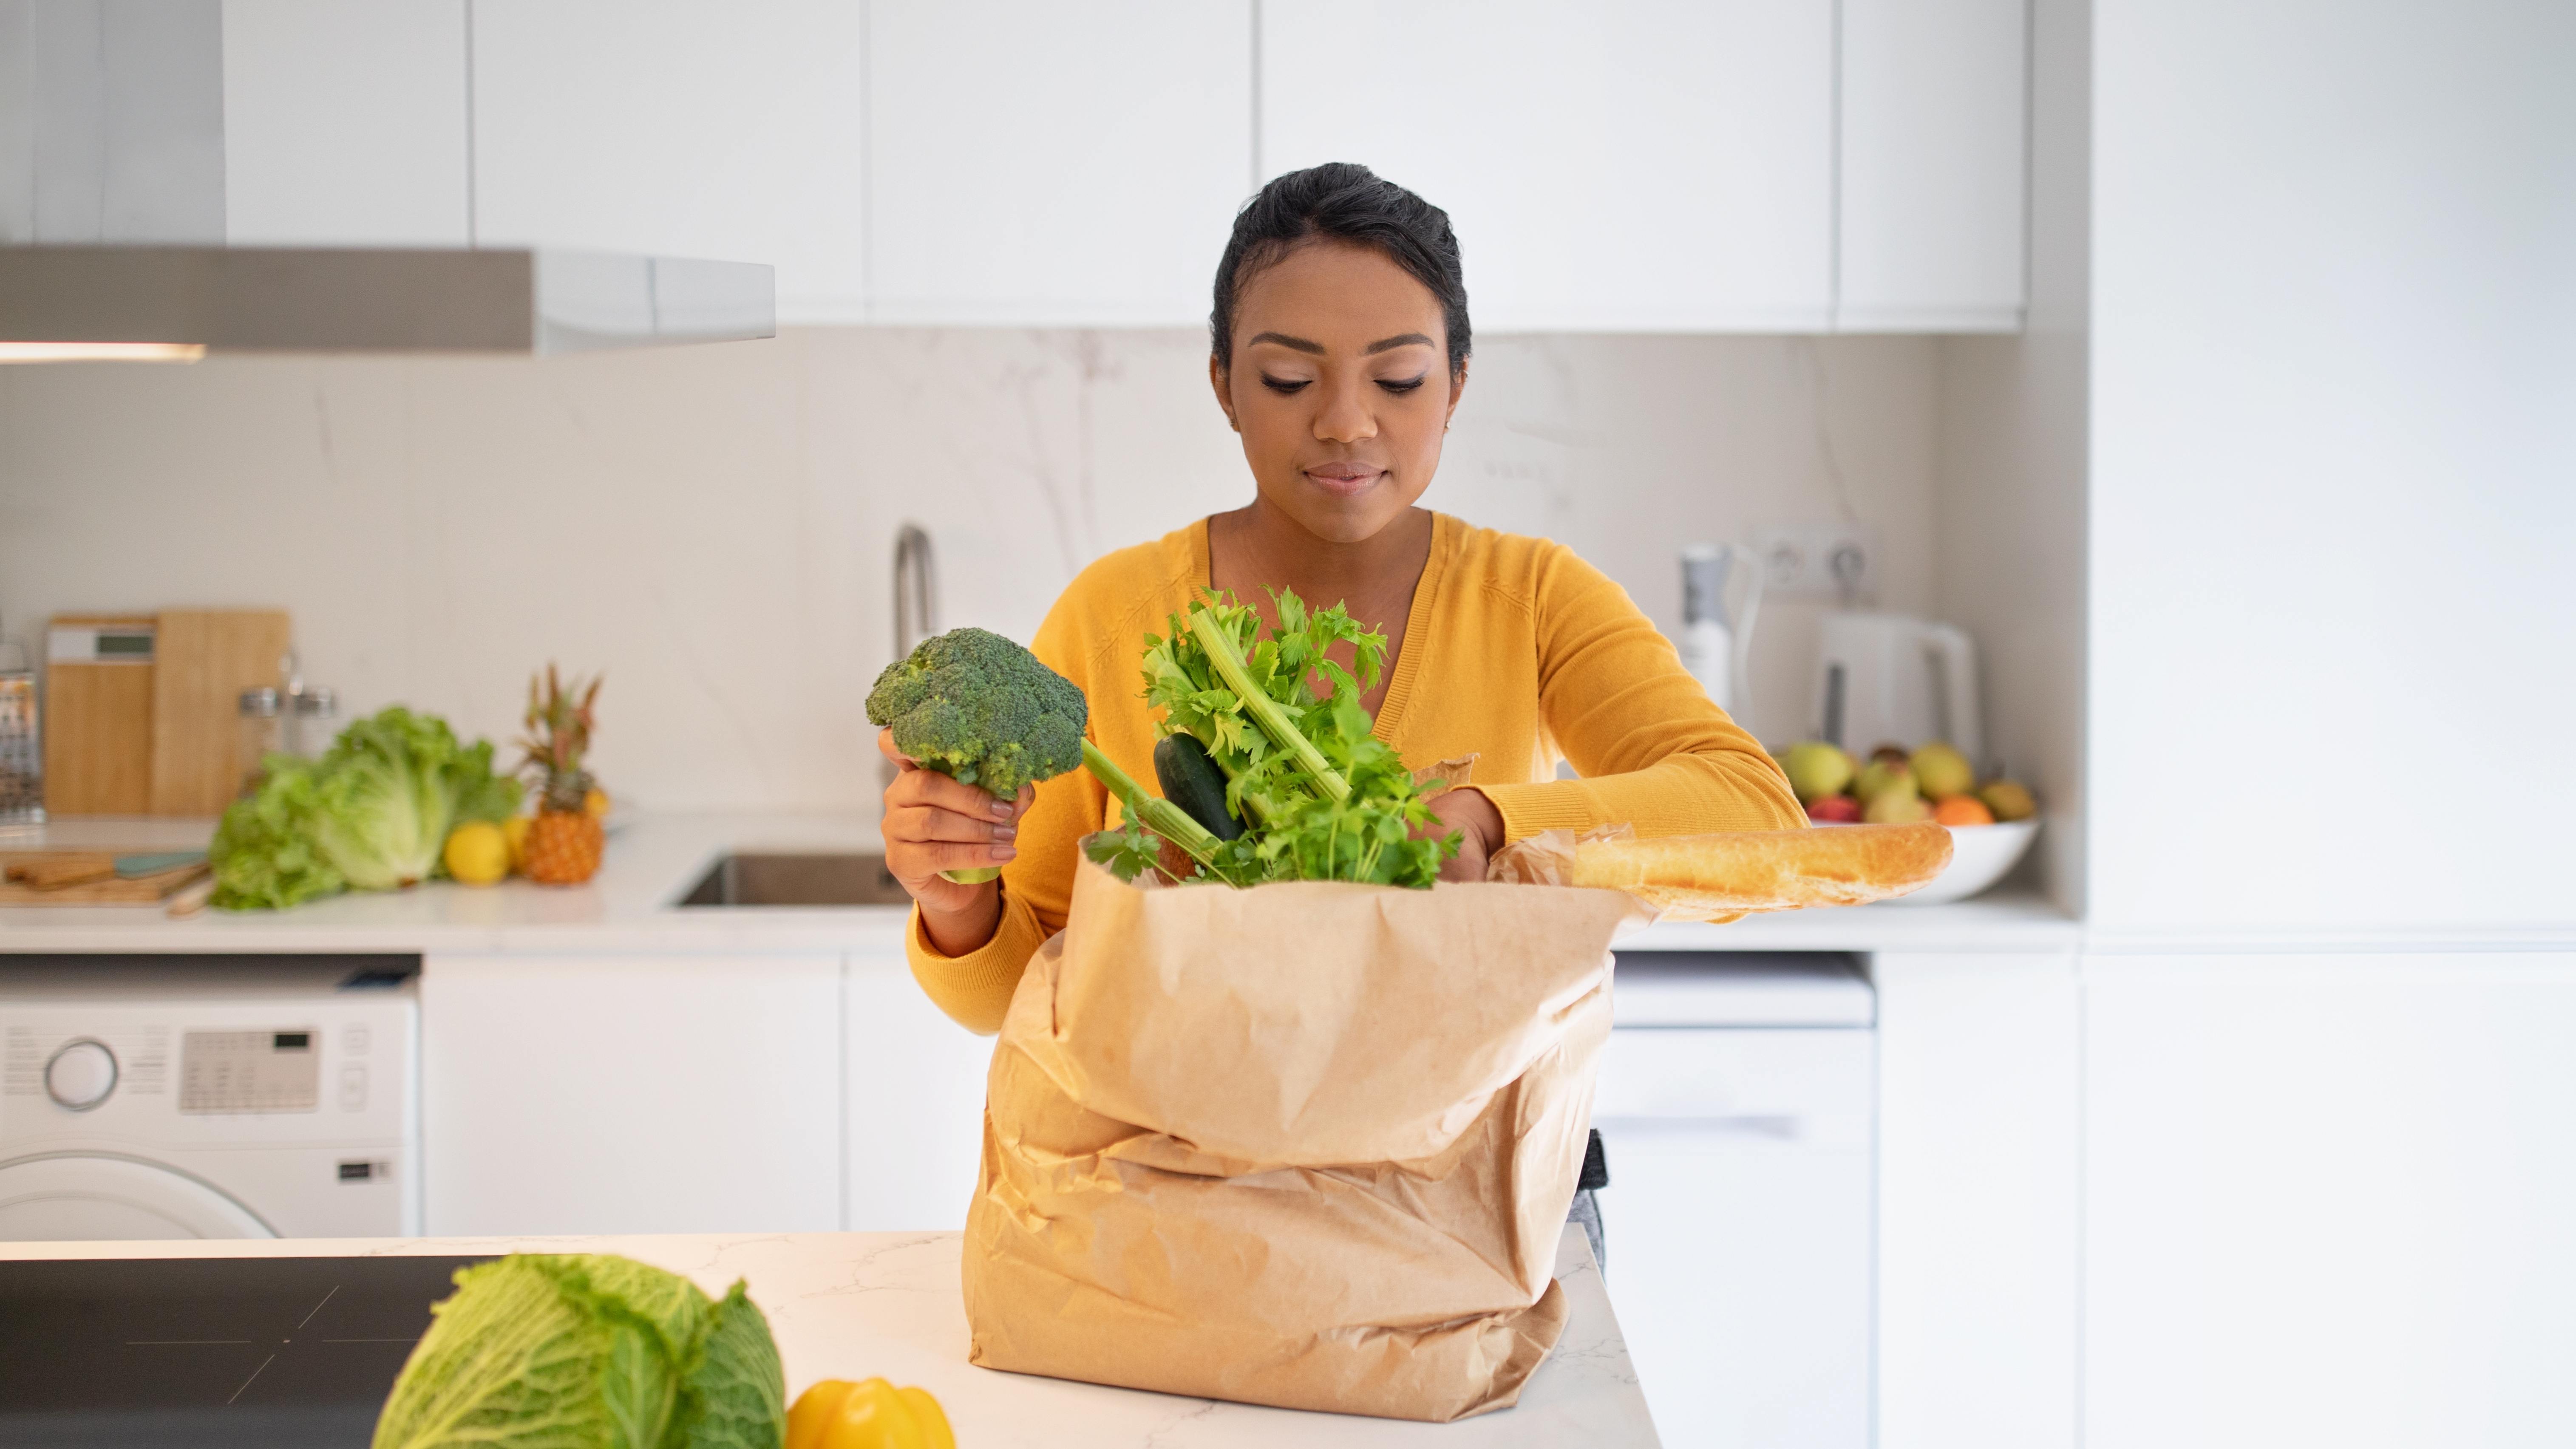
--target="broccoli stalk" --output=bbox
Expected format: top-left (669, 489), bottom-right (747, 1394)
top-left (865, 627), bottom-right (1088, 885)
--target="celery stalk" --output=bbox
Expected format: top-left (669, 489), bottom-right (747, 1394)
top-left (1081, 739), bottom-right (1223, 867)
top-left (1185, 607), bottom-right (1351, 803)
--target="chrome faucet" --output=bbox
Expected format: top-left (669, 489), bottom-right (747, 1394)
top-left (892, 522), bottom-right (938, 659)
top-left (883, 524), bottom-right (938, 790)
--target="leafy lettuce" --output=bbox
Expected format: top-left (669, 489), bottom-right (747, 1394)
top-left (210, 705), bottom-right (521, 910)
top-left (373, 1254), bottom-right (785, 1449)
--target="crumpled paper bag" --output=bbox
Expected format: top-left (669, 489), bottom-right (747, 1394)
top-left (962, 850), bottom-right (1638, 1421)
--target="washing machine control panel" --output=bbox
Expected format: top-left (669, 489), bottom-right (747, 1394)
top-left (43, 1040), bottom-right (117, 1111)
top-left (179, 1029), bottom-right (321, 1113)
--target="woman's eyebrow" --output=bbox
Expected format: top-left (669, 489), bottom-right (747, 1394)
top-left (1363, 333), bottom-right (1436, 354)
top-left (1247, 331), bottom-right (1324, 354)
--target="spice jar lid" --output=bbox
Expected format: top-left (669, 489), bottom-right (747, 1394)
top-left (292, 688), bottom-right (338, 715)
top-left (238, 687), bottom-right (282, 716)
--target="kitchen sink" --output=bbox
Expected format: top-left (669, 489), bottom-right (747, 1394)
top-left (675, 852), bottom-right (913, 908)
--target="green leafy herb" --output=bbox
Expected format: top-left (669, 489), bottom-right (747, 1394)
top-left (1088, 589), bottom-right (1457, 890)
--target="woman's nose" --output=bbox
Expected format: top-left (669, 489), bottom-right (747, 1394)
top-left (1312, 382), bottom-right (1378, 445)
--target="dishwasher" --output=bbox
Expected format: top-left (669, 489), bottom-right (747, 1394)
top-left (1593, 951), bottom-right (1874, 1449)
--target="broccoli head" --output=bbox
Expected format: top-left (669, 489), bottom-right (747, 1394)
top-left (865, 627), bottom-right (1088, 799)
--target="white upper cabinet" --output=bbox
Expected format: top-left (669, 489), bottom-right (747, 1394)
top-left (1259, 0), bottom-right (1836, 332)
top-left (469, 0), bottom-right (868, 321)
top-left (864, 1), bottom-right (1254, 326)
top-left (219, 0), bottom-right (472, 245)
top-left (1837, 0), bottom-right (2029, 331)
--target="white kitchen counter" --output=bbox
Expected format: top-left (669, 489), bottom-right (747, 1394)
top-left (0, 812), bottom-right (2079, 955)
top-left (4, 1225), bottom-right (1658, 1447)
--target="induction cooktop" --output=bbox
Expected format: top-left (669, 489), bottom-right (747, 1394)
top-left (0, 1255), bottom-right (493, 1448)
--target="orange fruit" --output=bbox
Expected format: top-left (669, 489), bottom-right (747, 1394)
top-left (1934, 795), bottom-right (1995, 827)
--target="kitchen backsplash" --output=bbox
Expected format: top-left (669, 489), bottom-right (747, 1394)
top-left (0, 329), bottom-right (1938, 813)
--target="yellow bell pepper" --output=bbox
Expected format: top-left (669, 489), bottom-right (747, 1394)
top-left (787, 1378), bottom-right (955, 1449)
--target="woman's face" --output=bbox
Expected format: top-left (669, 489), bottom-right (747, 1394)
top-left (1212, 240), bottom-right (1467, 544)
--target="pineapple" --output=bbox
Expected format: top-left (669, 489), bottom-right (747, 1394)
top-left (517, 665), bottom-right (605, 886)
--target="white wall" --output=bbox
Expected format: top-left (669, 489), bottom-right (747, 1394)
top-left (1936, 0), bottom-right (2090, 916)
top-left (0, 330), bottom-right (1939, 813)
top-left (2086, 0), bottom-right (2576, 935)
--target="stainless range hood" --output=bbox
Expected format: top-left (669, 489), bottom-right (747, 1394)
top-left (0, 1), bottom-right (773, 358)
top-left (0, 246), bottom-right (775, 357)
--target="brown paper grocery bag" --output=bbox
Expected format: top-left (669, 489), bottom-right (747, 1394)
top-left (962, 852), bottom-right (1637, 1421)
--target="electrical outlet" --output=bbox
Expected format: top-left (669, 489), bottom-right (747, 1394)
top-left (1753, 525), bottom-right (1876, 603)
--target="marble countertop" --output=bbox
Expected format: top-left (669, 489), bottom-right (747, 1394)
top-left (0, 812), bottom-right (2077, 956)
top-left (6, 1225), bottom-right (1659, 1446)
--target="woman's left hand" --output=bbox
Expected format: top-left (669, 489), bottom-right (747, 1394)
top-left (1425, 787), bottom-right (1505, 883)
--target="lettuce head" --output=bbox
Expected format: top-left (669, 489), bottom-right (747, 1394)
top-left (210, 705), bottom-right (522, 909)
top-left (374, 1254), bottom-right (785, 1449)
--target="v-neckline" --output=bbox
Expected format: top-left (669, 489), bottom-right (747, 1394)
top-left (1190, 512), bottom-right (1452, 748)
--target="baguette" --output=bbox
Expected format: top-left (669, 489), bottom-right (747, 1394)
top-left (1570, 823), bottom-right (1953, 917)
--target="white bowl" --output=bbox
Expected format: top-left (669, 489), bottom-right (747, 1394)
top-left (1878, 818), bottom-right (2038, 906)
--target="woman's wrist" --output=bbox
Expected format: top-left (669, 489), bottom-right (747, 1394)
top-left (918, 883), bottom-right (1003, 958)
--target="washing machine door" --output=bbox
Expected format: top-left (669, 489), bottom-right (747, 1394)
top-left (0, 1154), bottom-right (276, 1240)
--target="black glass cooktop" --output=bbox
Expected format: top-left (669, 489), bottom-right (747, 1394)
top-left (0, 1255), bottom-right (493, 1448)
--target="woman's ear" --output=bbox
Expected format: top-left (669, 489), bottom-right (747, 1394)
top-left (1208, 354), bottom-right (1240, 433)
top-left (1445, 358), bottom-right (1471, 428)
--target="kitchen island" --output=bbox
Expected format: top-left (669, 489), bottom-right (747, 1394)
top-left (3, 1225), bottom-right (1656, 1447)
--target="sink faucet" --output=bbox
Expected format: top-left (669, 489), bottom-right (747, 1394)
top-left (884, 524), bottom-right (938, 792)
top-left (893, 522), bottom-right (938, 660)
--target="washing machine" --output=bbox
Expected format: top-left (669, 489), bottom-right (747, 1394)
top-left (0, 956), bottom-right (420, 1240)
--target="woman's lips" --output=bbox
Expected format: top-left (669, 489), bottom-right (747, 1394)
top-left (1304, 464), bottom-right (1383, 498)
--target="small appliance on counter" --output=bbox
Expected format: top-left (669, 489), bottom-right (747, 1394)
top-left (0, 627), bottom-right (38, 824)
top-left (1811, 611), bottom-right (1983, 764)
top-left (1678, 543), bottom-right (1763, 717)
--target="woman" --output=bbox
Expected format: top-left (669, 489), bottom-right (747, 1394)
top-left (881, 162), bottom-right (1803, 1034)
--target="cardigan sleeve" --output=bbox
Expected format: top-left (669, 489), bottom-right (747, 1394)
top-left (1474, 544), bottom-right (1806, 843)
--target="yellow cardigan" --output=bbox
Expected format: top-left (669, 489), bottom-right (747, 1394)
top-left (905, 512), bottom-right (1805, 1032)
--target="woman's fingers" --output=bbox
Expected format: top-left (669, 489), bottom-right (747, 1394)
top-left (876, 726), bottom-right (914, 767)
top-left (885, 802), bottom-right (1017, 850)
top-left (890, 764), bottom-right (1017, 821)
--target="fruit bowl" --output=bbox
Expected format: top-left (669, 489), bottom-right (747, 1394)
top-left (1880, 818), bottom-right (2038, 906)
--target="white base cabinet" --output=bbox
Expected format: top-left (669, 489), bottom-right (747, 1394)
top-left (1873, 951), bottom-right (2080, 1449)
top-left (843, 949), bottom-right (993, 1231)
top-left (2084, 952), bottom-right (2576, 1449)
top-left (421, 951), bottom-right (843, 1236)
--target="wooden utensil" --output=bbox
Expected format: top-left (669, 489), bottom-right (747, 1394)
top-left (0, 852), bottom-right (213, 906)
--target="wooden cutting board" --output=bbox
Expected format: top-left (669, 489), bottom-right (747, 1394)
top-left (0, 852), bottom-right (211, 906)
top-left (41, 615), bottom-right (157, 815)
top-left (148, 609), bottom-right (291, 816)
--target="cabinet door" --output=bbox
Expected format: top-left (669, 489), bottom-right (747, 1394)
top-left (1260, 0), bottom-right (1835, 331)
top-left (422, 952), bottom-right (842, 1236)
top-left (1593, 1027), bottom-right (1873, 1449)
top-left (1836, 0), bottom-right (2028, 330)
top-left (1874, 951), bottom-right (2080, 1449)
top-left (865, 0), bottom-right (1253, 325)
top-left (219, 0), bottom-right (471, 245)
top-left (470, 0), bottom-right (867, 320)
top-left (843, 951), bottom-right (993, 1230)
top-left (2086, 953), bottom-right (2576, 1449)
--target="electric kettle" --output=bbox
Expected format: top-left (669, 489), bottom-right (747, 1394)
top-left (1811, 613), bottom-right (1982, 763)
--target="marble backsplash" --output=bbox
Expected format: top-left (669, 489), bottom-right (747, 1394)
top-left (0, 328), bottom-right (1937, 813)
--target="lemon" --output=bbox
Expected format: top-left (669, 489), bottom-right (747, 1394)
top-left (501, 815), bottom-right (533, 871)
top-left (583, 786), bottom-right (611, 819)
top-left (444, 821), bottom-right (511, 886)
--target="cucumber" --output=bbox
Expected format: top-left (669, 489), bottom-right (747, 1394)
top-left (1153, 733), bottom-right (1244, 841)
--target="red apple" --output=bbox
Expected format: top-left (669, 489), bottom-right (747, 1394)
top-left (1807, 795), bottom-right (1862, 823)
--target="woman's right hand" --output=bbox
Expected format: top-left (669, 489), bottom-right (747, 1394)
top-left (878, 727), bottom-right (1033, 956)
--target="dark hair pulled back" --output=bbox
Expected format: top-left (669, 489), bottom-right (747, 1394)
top-left (1211, 162), bottom-right (1471, 378)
